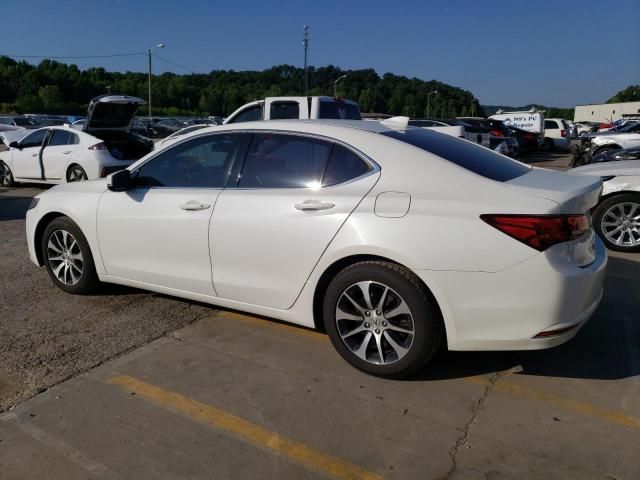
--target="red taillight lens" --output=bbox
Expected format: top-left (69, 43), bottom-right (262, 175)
top-left (480, 214), bottom-right (590, 251)
top-left (489, 129), bottom-right (503, 137)
top-left (524, 133), bottom-right (535, 140)
top-left (560, 130), bottom-right (566, 137)
top-left (88, 142), bottom-right (107, 151)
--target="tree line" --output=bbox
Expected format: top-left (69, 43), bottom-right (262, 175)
top-left (0, 56), bottom-right (482, 118)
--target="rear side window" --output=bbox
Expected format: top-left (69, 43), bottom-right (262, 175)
top-left (318, 101), bottom-right (361, 120)
top-left (544, 120), bottom-right (559, 129)
top-left (228, 105), bottom-right (263, 123)
top-left (322, 145), bottom-right (372, 186)
top-left (49, 130), bottom-right (73, 146)
top-left (239, 133), bottom-right (331, 188)
top-left (270, 102), bottom-right (300, 120)
top-left (381, 128), bottom-right (530, 182)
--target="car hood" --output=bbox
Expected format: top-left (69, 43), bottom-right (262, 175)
top-left (569, 159), bottom-right (640, 176)
top-left (84, 94), bottom-right (146, 132)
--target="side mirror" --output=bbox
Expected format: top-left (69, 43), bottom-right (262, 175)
top-left (8, 141), bottom-right (20, 149)
top-left (107, 169), bottom-right (131, 191)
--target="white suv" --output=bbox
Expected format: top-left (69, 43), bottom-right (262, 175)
top-left (543, 118), bottom-right (572, 150)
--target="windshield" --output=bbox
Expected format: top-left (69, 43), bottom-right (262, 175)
top-left (13, 117), bottom-right (37, 126)
top-left (381, 128), bottom-right (531, 182)
top-left (619, 122), bottom-right (640, 132)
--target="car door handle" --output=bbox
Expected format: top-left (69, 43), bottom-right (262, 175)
top-left (31, 153), bottom-right (38, 157)
top-left (180, 200), bottom-right (211, 211)
top-left (294, 199), bottom-right (335, 211)
top-left (63, 151), bottom-right (72, 154)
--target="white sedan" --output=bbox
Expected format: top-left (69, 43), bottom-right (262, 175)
top-left (570, 160), bottom-right (640, 252)
top-left (0, 95), bottom-right (152, 186)
top-left (25, 119), bottom-right (607, 378)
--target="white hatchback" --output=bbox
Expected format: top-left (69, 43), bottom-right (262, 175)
top-left (25, 120), bottom-right (607, 378)
top-left (0, 95), bottom-right (152, 186)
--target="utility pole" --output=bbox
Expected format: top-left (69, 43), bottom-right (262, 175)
top-left (427, 90), bottom-right (438, 118)
top-left (303, 25), bottom-right (310, 95)
top-left (147, 43), bottom-right (165, 119)
top-left (333, 74), bottom-right (347, 97)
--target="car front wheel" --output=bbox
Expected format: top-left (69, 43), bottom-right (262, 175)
top-left (593, 194), bottom-right (640, 252)
top-left (0, 160), bottom-right (14, 186)
top-left (323, 261), bottom-right (443, 379)
top-left (42, 217), bottom-right (99, 294)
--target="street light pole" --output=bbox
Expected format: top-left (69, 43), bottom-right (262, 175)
top-left (333, 74), bottom-right (347, 97)
top-left (427, 90), bottom-right (438, 118)
top-left (471, 97), bottom-right (478, 117)
top-left (147, 43), bottom-right (165, 119)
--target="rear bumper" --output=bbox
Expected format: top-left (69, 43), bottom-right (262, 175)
top-left (414, 237), bottom-right (607, 351)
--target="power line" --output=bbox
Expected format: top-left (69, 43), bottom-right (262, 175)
top-left (153, 54), bottom-right (198, 74)
top-left (1, 52), bottom-right (145, 59)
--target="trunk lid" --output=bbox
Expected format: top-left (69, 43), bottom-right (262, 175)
top-left (505, 167), bottom-right (603, 266)
top-left (84, 95), bottom-right (146, 133)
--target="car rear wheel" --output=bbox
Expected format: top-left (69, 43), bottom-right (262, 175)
top-left (593, 194), bottom-right (640, 252)
top-left (542, 138), bottom-right (554, 152)
top-left (67, 165), bottom-right (87, 182)
top-left (0, 160), bottom-right (14, 187)
top-left (42, 217), bottom-right (100, 294)
top-left (323, 261), bottom-right (443, 379)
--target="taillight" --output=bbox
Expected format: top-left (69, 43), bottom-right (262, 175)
top-left (524, 133), bottom-right (534, 140)
top-left (560, 130), bottom-right (566, 137)
top-left (489, 129), bottom-right (503, 137)
top-left (480, 214), bottom-right (590, 251)
top-left (88, 142), bottom-right (107, 151)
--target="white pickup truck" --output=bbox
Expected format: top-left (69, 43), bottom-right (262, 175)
top-left (224, 96), bottom-right (361, 124)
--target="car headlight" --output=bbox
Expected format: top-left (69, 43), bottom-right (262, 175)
top-left (27, 197), bottom-right (40, 210)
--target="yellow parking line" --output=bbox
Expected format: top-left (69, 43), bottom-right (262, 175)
top-left (466, 376), bottom-right (640, 430)
top-left (108, 375), bottom-right (382, 480)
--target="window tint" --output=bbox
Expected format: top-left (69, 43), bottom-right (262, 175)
top-left (49, 130), bottom-right (73, 146)
top-left (239, 133), bottom-right (331, 188)
top-left (322, 144), bottom-right (372, 186)
top-left (229, 105), bottom-right (262, 123)
top-left (0, 118), bottom-right (10, 125)
top-left (20, 129), bottom-right (47, 149)
top-left (270, 102), bottom-right (300, 120)
top-left (135, 134), bottom-right (243, 188)
top-left (381, 128), bottom-right (530, 182)
top-left (318, 101), bottom-right (361, 120)
top-left (544, 120), bottom-right (558, 129)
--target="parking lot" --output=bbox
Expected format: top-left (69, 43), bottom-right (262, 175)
top-left (1, 151), bottom-right (639, 480)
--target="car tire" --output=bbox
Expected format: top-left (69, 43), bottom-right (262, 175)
top-left (542, 138), bottom-right (554, 152)
top-left (0, 160), bottom-right (14, 187)
top-left (592, 146), bottom-right (619, 157)
top-left (593, 193), bottom-right (640, 252)
top-left (42, 217), bottom-right (100, 294)
top-left (323, 261), bottom-right (443, 379)
top-left (67, 164), bottom-right (88, 182)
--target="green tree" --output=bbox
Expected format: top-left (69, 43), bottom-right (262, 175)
top-left (607, 85), bottom-right (640, 103)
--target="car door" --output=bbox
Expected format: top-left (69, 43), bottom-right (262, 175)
top-left (211, 132), bottom-right (379, 310)
top-left (41, 129), bottom-right (79, 180)
top-left (97, 132), bottom-right (249, 295)
top-left (10, 129), bottom-right (49, 180)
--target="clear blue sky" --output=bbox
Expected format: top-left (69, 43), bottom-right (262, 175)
top-left (2, 0), bottom-right (638, 107)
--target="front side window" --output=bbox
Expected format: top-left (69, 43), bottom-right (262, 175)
top-left (135, 134), bottom-right (243, 188)
top-left (239, 133), bottom-right (331, 188)
top-left (20, 129), bottom-right (47, 149)
top-left (270, 102), bottom-right (300, 120)
top-left (228, 106), bottom-right (262, 124)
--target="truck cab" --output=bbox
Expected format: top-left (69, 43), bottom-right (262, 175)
top-left (223, 96), bottom-right (361, 124)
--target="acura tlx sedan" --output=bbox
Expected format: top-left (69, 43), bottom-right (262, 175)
top-left (25, 119), bottom-right (607, 378)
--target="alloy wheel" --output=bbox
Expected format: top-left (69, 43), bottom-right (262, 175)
top-left (47, 229), bottom-right (84, 286)
top-left (335, 281), bottom-right (415, 365)
top-left (601, 202), bottom-right (640, 248)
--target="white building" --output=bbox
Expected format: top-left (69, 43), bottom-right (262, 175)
top-left (574, 101), bottom-right (640, 123)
